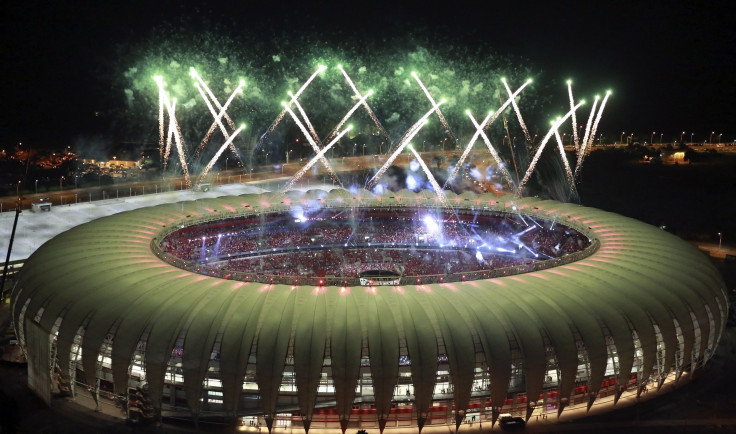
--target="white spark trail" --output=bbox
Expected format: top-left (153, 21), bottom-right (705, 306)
top-left (466, 112), bottom-right (517, 193)
top-left (164, 99), bottom-right (191, 188)
top-left (445, 79), bottom-right (531, 186)
top-left (288, 92), bottom-right (321, 144)
top-left (194, 82), bottom-right (235, 148)
top-left (324, 90), bottom-right (374, 144)
top-left (155, 78), bottom-right (165, 163)
top-left (368, 100), bottom-right (444, 190)
top-left (283, 127), bottom-right (351, 191)
top-left (567, 81), bottom-right (579, 150)
top-left (162, 95), bottom-right (177, 171)
top-left (412, 72), bottom-right (458, 147)
top-left (553, 128), bottom-right (575, 191)
top-left (407, 145), bottom-right (449, 208)
top-left (257, 65), bottom-right (326, 149)
top-left (282, 103), bottom-right (342, 187)
top-left (502, 79), bottom-right (532, 143)
top-left (164, 111), bottom-right (174, 171)
top-left (337, 65), bottom-right (388, 143)
top-left (518, 100), bottom-right (585, 193)
top-left (483, 79), bottom-right (533, 132)
top-left (197, 125), bottom-right (245, 186)
top-left (579, 96), bottom-right (599, 164)
top-left (576, 92), bottom-right (611, 179)
top-left (193, 80), bottom-right (244, 159)
top-left (192, 69), bottom-right (238, 130)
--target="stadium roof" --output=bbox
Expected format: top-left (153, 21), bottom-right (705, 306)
top-left (12, 188), bottom-right (727, 427)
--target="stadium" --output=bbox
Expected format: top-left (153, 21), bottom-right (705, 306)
top-left (9, 187), bottom-right (728, 432)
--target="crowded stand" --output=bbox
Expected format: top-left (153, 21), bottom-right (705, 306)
top-left (159, 208), bottom-right (592, 284)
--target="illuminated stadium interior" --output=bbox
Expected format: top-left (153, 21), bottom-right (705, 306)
top-left (160, 207), bottom-right (593, 286)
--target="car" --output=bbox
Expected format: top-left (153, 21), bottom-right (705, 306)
top-left (499, 414), bottom-right (526, 430)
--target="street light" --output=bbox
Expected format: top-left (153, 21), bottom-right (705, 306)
top-left (680, 131), bottom-right (685, 143)
top-left (690, 132), bottom-right (694, 144)
top-left (710, 131), bottom-right (715, 143)
top-left (225, 157), bottom-right (229, 171)
top-left (718, 133), bottom-right (722, 144)
top-left (620, 132), bottom-right (625, 144)
top-left (650, 131), bottom-right (655, 145)
top-left (659, 132), bottom-right (663, 144)
top-left (718, 232), bottom-right (722, 250)
top-left (59, 176), bottom-right (65, 191)
top-left (35, 179), bottom-right (38, 194)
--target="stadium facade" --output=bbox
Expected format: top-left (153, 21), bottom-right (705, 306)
top-left (11, 189), bottom-right (728, 432)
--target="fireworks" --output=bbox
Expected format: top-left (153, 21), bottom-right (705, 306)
top-left (518, 100), bottom-right (585, 192)
top-left (445, 79), bottom-right (532, 186)
top-left (411, 71), bottom-right (458, 148)
top-left (368, 100), bottom-right (445, 191)
top-left (567, 80), bottom-right (580, 151)
top-left (502, 78), bottom-right (531, 143)
top-left (152, 61), bottom-right (609, 200)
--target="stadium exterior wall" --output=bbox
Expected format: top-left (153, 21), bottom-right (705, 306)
top-left (10, 189), bottom-right (728, 431)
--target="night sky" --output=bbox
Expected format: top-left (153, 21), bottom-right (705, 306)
top-left (2, 0), bottom-right (735, 149)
